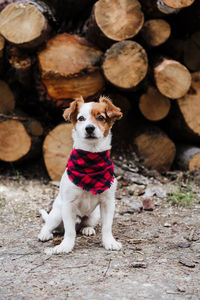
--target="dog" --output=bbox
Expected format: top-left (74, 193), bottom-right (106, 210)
top-left (38, 95), bottom-right (123, 254)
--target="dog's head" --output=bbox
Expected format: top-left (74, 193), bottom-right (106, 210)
top-left (63, 96), bottom-right (122, 142)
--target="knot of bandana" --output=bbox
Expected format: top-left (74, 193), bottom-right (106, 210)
top-left (66, 148), bottom-right (115, 194)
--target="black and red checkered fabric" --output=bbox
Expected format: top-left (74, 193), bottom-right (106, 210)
top-left (66, 148), bottom-right (115, 194)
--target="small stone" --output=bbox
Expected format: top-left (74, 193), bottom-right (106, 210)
top-left (131, 261), bottom-right (147, 268)
top-left (130, 200), bottom-right (143, 213)
top-left (179, 257), bottom-right (195, 268)
top-left (178, 241), bottom-right (191, 248)
top-left (176, 285), bottom-right (186, 293)
top-left (153, 233), bottom-right (159, 238)
top-left (163, 222), bottom-right (171, 227)
top-left (142, 198), bottom-right (153, 211)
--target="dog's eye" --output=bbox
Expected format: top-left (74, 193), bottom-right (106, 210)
top-left (97, 115), bottom-right (105, 122)
top-left (78, 116), bottom-right (85, 121)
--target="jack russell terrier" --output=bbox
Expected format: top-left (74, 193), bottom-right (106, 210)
top-left (38, 96), bottom-right (123, 254)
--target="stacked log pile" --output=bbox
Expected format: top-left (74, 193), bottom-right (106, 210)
top-left (0, 0), bottom-right (200, 180)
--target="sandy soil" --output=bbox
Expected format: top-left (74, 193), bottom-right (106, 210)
top-left (0, 164), bottom-right (200, 300)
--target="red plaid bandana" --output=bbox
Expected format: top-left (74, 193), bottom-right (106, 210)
top-left (66, 148), bottom-right (115, 194)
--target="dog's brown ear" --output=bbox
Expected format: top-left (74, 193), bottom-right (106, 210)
top-left (63, 96), bottom-right (84, 123)
top-left (99, 96), bottom-right (123, 120)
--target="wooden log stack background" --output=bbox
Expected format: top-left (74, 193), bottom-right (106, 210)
top-left (1, 0), bottom-right (200, 180)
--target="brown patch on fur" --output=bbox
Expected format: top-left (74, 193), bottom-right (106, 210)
top-left (91, 96), bottom-right (123, 137)
top-left (63, 96), bottom-right (84, 125)
top-left (100, 96), bottom-right (122, 120)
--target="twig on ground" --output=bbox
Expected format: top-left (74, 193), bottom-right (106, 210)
top-left (28, 256), bottom-right (52, 272)
top-left (103, 258), bottom-right (112, 277)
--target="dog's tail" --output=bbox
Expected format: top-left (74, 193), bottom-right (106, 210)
top-left (39, 209), bottom-right (49, 222)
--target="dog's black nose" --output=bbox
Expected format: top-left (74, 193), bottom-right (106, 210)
top-left (85, 124), bottom-right (95, 134)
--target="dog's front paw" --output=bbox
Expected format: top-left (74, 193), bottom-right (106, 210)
top-left (81, 227), bottom-right (96, 236)
top-left (103, 237), bottom-right (122, 251)
top-left (38, 229), bottom-right (53, 242)
top-left (44, 240), bottom-right (74, 255)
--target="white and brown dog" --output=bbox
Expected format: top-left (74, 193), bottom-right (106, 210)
top-left (38, 96), bottom-right (123, 254)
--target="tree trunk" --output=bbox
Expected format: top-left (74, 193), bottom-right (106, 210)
top-left (0, 80), bottom-right (15, 113)
top-left (0, 1), bottom-right (52, 48)
top-left (139, 86), bottom-right (170, 121)
top-left (0, 112), bottom-right (43, 162)
top-left (86, 0), bottom-right (144, 50)
top-left (133, 125), bottom-right (176, 172)
top-left (154, 58), bottom-right (191, 99)
top-left (38, 33), bottom-right (105, 105)
top-left (102, 40), bottom-right (148, 90)
top-left (140, 19), bottom-right (171, 47)
top-left (175, 144), bottom-right (200, 171)
top-left (43, 123), bottom-right (73, 181)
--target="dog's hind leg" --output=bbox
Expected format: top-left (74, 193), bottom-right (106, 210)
top-left (81, 205), bottom-right (100, 236)
top-left (38, 195), bottom-right (62, 242)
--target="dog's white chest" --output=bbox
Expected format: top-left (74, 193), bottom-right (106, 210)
top-left (77, 191), bottom-right (99, 217)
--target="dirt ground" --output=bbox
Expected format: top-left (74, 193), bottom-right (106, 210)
top-left (0, 161), bottom-right (200, 300)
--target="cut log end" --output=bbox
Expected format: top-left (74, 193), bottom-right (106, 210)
top-left (102, 41), bottom-right (148, 89)
top-left (175, 144), bottom-right (200, 171)
top-left (154, 59), bottom-right (191, 99)
top-left (0, 120), bottom-right (31, 162)
top-left (95, 0), bottom-right (144, 41)
top-left (189, 153), bottom-right (200, 171)
top-left (141, 19), bottom-right (171, 47)
top-left (43, 123), bottom-right (74, 180)
top-left (38, 34), bottom-right (104, 102)
top-left (163, 0), bottom-right (195, 8)
top-left (139, 86), bottom-right (170, 121)
top-left (0, 3), bottom-right (47, 46)
top-left (134, 129), bottom-right (176, 172)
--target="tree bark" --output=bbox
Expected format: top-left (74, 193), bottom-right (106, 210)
top-left (0, 35), bottom-right (5, 57)
top-left (183, 32), bottom-right (200, 71)
top-left (7, 46), bottom-right (32, 87)
top-left (0, 80), bottom-right (15, 113)
top-left (102, 41), bottom-right (148, 90)
top-left (43, 123), bottom-right (73, 180)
